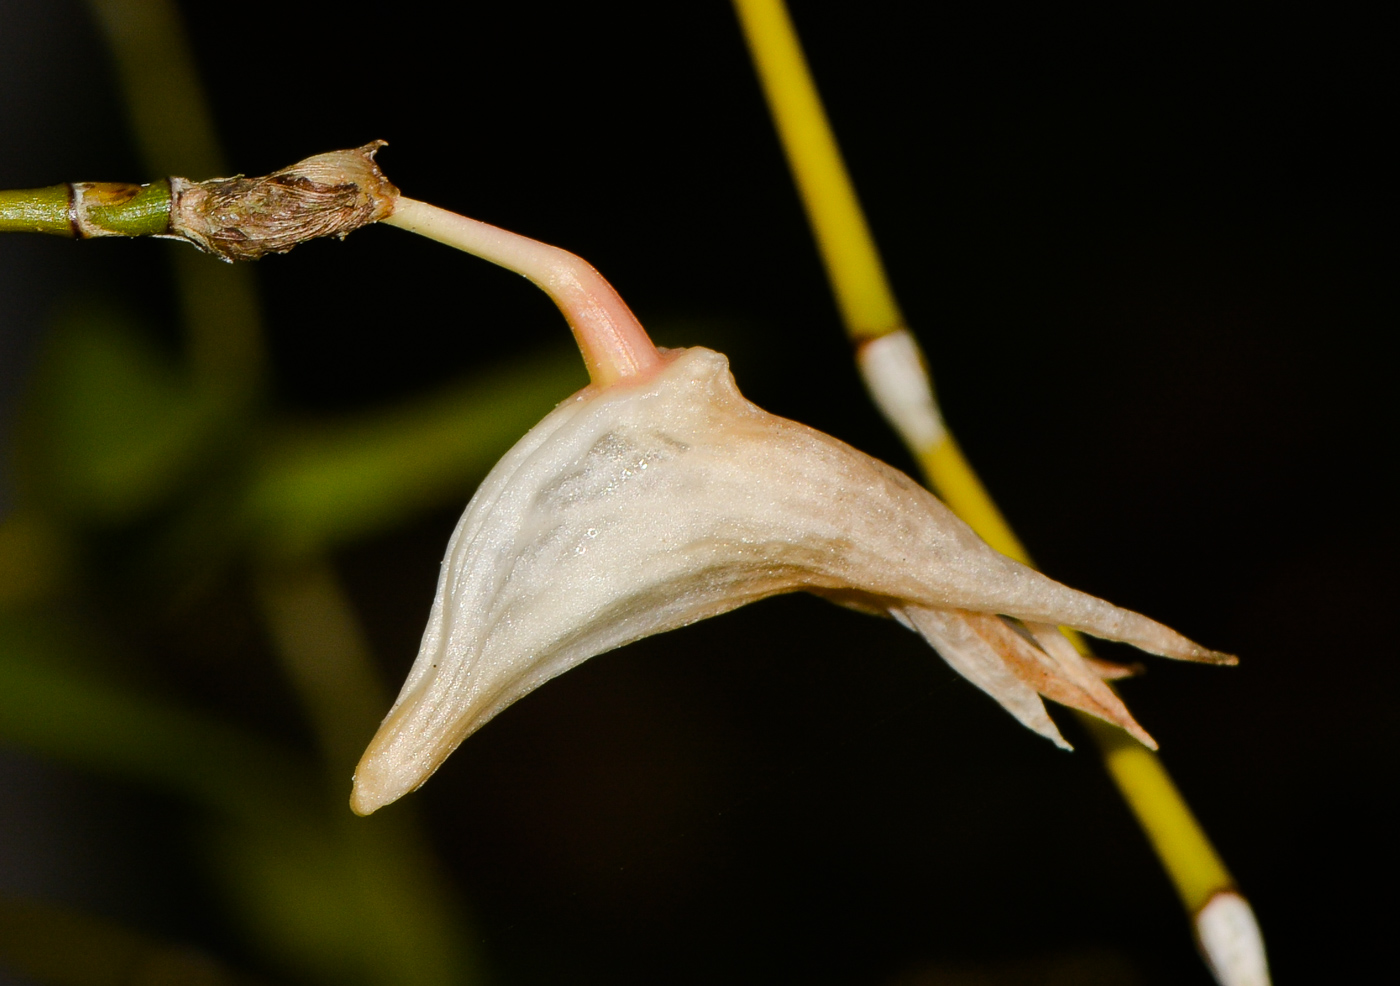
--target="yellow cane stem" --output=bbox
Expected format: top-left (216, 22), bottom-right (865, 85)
top-left (733, 0), bottom-right (1238, 923)
top-left (1082, 715), bottom-right (1235, 910)
top-left (918, 438), bottom-right (1027, 562)
top-left (730, 0), bottom-right (904, 340)
top-left (922, 437), bottom-right (1234, 914)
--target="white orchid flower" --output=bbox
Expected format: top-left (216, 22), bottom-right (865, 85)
top-left (351, 199), bottom-right (1231, 815)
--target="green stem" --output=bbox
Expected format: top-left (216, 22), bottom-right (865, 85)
top-left (0, 186), bottom-right (74, 236)
top-left (84, 180), bottom-right (173, 236)
top-left (0, 181), bottom-right (173, 238)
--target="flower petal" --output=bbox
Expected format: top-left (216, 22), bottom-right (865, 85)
top-left (894, 605), bottom-right (1072, 749)
top-left (352, 347), bottom-right (1230, 813)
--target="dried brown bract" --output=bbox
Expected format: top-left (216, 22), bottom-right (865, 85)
top-left (169, 141), bottom-right (399, 261)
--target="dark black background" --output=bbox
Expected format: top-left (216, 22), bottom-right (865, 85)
top-left (1, 1), bottom-right (1391, 983)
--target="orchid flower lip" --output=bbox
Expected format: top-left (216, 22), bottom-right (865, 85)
top-left (360, 194), bottom-right (1234, 817)
top-left (350, 346), bottom-right (1233, 815)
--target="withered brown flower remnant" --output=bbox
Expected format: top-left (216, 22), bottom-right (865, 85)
top-left (0, 142), bottom-right (399, 259)
top-left (349, 198), bottom-right (1234, 816)
top-left (170, 141), bottom-right (399, 261)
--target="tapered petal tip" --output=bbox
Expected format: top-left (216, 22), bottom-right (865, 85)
top-left (1130, 621), bottom-right (1237, 666)
top-left (348, 786), bottom-right (380, 817)
top-left (349, 698), bottom-right (446, 816)
top-left (1082, 654), bottom-right (1145, 680)
top-left (1128, 726), bottom-right (1160, 751)
top-left (349, 752), bottom-right (405, 816)
top-left (350, 740), bottom-right (438, 816)
top-left (1175, 645), bottom-right (1238, 666)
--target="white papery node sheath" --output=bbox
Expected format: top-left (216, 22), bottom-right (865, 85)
top-left (1196, 891), bottom-right (1272, 986)
top-left (857, 328), bottom-right (947, 452)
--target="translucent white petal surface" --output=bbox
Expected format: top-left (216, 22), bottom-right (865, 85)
top-left (352, 347), bottom-right (1230, 814)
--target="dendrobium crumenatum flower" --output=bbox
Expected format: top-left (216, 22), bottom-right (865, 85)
top-left (350, 196), bottom-right (1233, 815)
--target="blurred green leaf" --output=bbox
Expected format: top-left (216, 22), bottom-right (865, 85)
top-left (0, 895), bottom-right (272, 986)
top-left (237, 562), bottom-right (482, 986)
top-left (19, 304), bottom-right (231, 524)
top-left (0, 612), bottom-right (315, 826)
top-left (0, 510), bottom-right (73, 605)
top-left (337, 812), bottom-right (482, 986)
top-left (245, 346), bottom-right (584, 558)
top-left (207, 810), bottom-right (480, 986)
top-left (206, 821), bottom-right (382, 986)
top-left (0, 610), bottom-right (482, 986)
